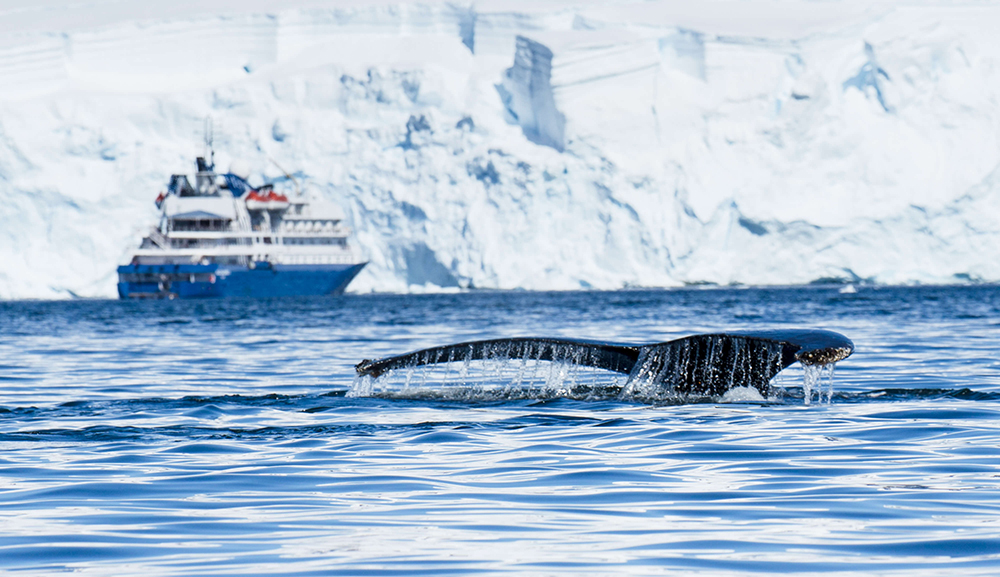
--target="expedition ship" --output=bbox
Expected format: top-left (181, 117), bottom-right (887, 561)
top-left (118, 155), bottom-right (366, 299)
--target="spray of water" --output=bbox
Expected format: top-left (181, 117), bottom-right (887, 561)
top-left (348, 357), bottom-right (626, 402)
top-left (348, 340), bottom-right (628, 401)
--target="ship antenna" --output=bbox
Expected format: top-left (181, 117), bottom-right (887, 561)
top-left (269, 157), bottom-right (300, 197)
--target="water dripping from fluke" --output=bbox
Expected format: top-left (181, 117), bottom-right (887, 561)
top-left (351, 330), bottom-right (854, 404)
top-left (802, 362), bottom-right (838, 406)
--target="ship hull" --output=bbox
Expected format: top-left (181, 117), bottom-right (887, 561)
top-left (117, 262), bottom-right (367, 299)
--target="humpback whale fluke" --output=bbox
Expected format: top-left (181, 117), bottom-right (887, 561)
top-left (355, 329), bottom-right (854, 397)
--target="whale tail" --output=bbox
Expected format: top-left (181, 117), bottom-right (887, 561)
top-left (355, 329), bottom-right (854, 397)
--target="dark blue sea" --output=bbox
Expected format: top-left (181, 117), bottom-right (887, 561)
top-left (2, 285), bottom-right (1000, 575)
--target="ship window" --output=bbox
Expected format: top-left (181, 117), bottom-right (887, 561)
top-left (170, 218), bottom-right (229, 232)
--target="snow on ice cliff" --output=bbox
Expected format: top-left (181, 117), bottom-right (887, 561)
top-left (2, 0), bottom-right (1000, 298)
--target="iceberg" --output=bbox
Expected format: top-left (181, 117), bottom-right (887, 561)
top-left (1, 0), bottom-right (999, 298)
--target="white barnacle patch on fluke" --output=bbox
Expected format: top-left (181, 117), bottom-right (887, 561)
top-left (796, 346), bottom-right (853, 366)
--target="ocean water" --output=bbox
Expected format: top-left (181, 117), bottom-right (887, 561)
top-left (2, 285), bottom-right (1000, 575)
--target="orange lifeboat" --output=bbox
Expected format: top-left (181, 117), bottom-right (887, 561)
top-left (266, 191), bottom-right (290, 210)
top-left (244, 190), bottom-right (269, 211)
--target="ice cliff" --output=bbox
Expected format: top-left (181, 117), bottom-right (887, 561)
top-left (2, 0), bottom-right (1000, 298)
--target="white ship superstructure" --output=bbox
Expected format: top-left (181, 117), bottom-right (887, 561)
top-left (119, 156), bottom-right (367, 299)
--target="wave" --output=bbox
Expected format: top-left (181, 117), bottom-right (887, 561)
top-left (3, 386), bottom-right (999, 444)
top-left (350, 381), bottom-right (1000, 405)
top-left (0, 384), bottom-right (998, 450)
top-left (3, 386), bottom-right (999, 427)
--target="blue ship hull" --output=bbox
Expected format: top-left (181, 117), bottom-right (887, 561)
top-left (117, 262), bottom-right (366, 299)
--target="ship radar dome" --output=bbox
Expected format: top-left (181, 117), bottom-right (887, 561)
top-left (228, 160), bottom-right (251, 181)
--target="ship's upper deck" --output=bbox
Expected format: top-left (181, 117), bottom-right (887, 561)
top-left (129, 156), bottom-right (363, 266)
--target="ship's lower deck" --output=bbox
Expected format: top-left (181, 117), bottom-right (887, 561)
top-left (117, 262), bottom-right (367, 299)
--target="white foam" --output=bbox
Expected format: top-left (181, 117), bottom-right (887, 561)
top-left (720, 386), bottom-right (766, 403)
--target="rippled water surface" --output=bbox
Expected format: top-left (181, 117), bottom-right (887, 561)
top-left (2, 286), bottom-right (1000, 575)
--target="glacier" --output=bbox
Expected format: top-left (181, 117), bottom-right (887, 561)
top-left (2, 0), bottom-right (1000, 299)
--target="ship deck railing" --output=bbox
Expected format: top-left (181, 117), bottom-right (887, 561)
top-left (131, 245), bottom-right (362, 264)
top-left (163, 229), bottom-right (352, 239)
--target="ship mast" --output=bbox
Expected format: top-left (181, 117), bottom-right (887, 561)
top-left (203, 117), bottom-right (215, 171)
